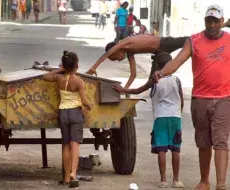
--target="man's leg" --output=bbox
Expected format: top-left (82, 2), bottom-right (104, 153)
top-left (215, 150), bottom-right (228, 188)
top-left (95, 13), bottom-right (99, 26)
top-left (211, 97), bottom-right (230, 189)
top-left (191, 98), bottom-right (212, 190)
top-left (114, 27), bottom-right (121, 43)
top-left (196, 148), bottom-right (212, 189)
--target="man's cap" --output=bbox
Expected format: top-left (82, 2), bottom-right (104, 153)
top-left (129, 5), bottom-right (134, 10)
top-left (205, 4), bottom-right (224, 19)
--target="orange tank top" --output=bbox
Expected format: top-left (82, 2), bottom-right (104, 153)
top-left (191, 31), bottom-right (230, 98)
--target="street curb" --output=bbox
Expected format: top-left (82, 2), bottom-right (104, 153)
top-left (0, 11), bottom-right (57, 25)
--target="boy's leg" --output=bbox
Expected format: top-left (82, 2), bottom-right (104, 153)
top-left (170, 117), bottom-right (184, 188)
top-left (151, 118), bottom-right (169, 187)
top-left (172, 151), bottom-right (180, 182)
top-left (158, 152), bottom-right (167, 182)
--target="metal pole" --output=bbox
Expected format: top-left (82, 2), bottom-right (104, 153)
top-left (41, 128), bottom-right (50, 168)
top-left (0, 0), bottom-right (2, 22)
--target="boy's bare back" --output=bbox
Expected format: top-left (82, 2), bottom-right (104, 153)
top-left (123, 35), bottom-right (161, 54)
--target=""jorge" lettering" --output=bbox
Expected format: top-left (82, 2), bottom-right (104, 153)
top-left (9, 90), bottom-right (51, 110)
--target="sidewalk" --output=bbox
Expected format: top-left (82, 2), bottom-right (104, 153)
top-left (0, 11), bottom-right (58, 25)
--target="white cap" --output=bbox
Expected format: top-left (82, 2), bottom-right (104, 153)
top-left (205, 4), bottom-right (224, 19)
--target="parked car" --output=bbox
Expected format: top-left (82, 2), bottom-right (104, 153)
top-left (71, 0), bottom-right (88, 11)
top-left (90, 0), bottom-right (117, 18)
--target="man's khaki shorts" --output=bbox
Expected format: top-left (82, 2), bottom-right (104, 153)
top-left (191, 97), bottom-right (230, 150)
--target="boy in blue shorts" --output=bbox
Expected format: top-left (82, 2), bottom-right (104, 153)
top-left (113, 52), bottom-right (184, 188)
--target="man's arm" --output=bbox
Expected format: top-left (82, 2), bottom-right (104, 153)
top-left (223, 19), bottom-right (230, 28)
top-left (86, 38), bottom-right (130, 73)
top-left (124, 54), bottom-right (136, 88)
top-left (113, 79), bottom-right (153, 94)
top-left (154, 39), bottom-right (191, 80)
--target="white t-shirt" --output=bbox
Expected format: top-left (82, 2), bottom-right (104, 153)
top-left (59, 0), bottom-right (67, 11)
top-left (150, 75), bottom-right (181, 120)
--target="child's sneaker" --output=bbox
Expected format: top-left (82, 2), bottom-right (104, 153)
top-left (158, 182), bottom-right (168, 188)
top-left (172, 181), bottom-right (184, 188)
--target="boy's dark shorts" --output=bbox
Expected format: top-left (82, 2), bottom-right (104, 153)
top-left (148, 36), bottom-right (189, 79)
top-left (159, 36), bottom-right (189, 54)
top-left (59, 107), bottom-right (84, 145)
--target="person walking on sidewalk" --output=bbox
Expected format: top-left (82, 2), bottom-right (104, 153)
top-left (127, 6), bottom-right (137, 36)
top-left (94, 0), bottom-right (100, 27)
top-left (113, 53), bottom-right (184, 189)
top-left (86, 35), bottom-right (188, 89)
top-left (134, 19), bottom-right (148, 35)
top-left (114, 1), bottom-right (129, 42)
top-left (98, 0), bottom-right (108, 30)
top-left (26, 0), bottom-right (31, 19)
top-left (19, 0), bottom-right (26, 22)
top-left (11, 0), bottom-right (18, 20)
top-left (33, 0), bottom-right (39, 23)
top-left (154, 4), bottom-right (230, 190)
top-left (59, 0), bottom-right (68, 24)
top-left (43, 51), bottom-right (91, 188)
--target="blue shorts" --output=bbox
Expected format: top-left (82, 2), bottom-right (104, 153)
top-left (151, 117), bottom-right (182, 154)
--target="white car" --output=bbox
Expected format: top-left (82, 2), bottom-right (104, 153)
top-left (90, 0), bottom-right (117, 18)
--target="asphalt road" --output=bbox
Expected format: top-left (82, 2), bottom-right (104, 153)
top-left (0, 11), bottom-right (229, 190)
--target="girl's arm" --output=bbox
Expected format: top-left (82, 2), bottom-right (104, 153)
top-left (78, 80), bottom-right (91, 110)
top-left (43, 68), bottom-right (65, 82)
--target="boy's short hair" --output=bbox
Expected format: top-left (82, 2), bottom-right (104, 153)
top-left (105, 42), bottom-right (117, 52)
top-left (154, 52), bottom-right (172, 69)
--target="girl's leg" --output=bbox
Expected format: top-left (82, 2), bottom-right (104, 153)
top-left (70, 141), bottom-right (80, 179)
top-left (63, 144), bottom-right (71, 183)
top-left (158, 152), bottom-right (167, 182)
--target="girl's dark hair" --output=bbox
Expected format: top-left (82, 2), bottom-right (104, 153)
top-left (61, 50), bottom-right (79, 71)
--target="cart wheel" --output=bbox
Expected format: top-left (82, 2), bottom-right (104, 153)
top-left (110, 117), bottom-right (136, 175)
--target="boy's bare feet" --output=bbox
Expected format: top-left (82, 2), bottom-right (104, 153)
top-left (216, 185), bottom-right (227, 190)
top-left (172, 181), bottom-right (184, 188)
top-left (195, 182), bottom-right (210, 190)
top-left (158, 182), bottom-right (168, 188)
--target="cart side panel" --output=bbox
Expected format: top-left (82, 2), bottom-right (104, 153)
top-left (4, 74), bottom-right (140, 129)
top-left (0, 81), bottom-right (7, 123)
top-left (6, 79), bottom-right (59, 128)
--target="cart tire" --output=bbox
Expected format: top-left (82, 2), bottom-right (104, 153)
top-left (110, 117), bottom-right (136, 175)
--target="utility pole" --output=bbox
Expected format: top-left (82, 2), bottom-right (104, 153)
top-left (0, 0), bottom-right (2, 22)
